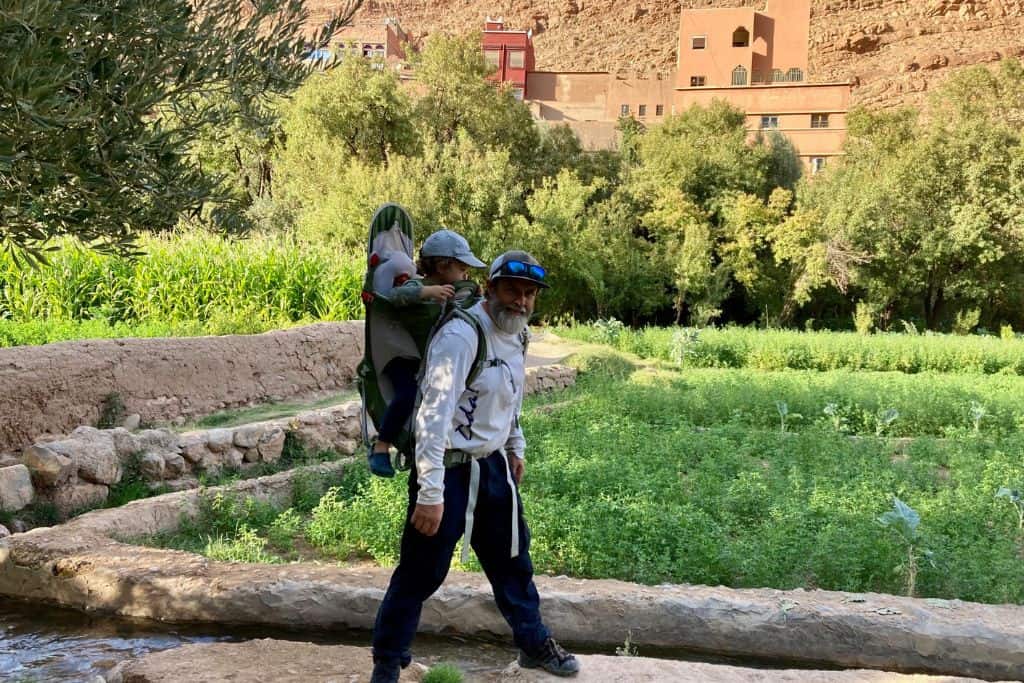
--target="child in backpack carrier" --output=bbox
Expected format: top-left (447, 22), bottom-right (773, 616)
top-left (368, 229), bottom-right (487, 477)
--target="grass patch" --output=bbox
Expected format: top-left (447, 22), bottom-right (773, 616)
top-left (135, 464), bottom-right (369, 563)
top-left (132, 348), bottom-right (1024, 605)
top-left (423, 664), bottom-right (464, 683)
top-left (187, 391), bottom-right (357, 430)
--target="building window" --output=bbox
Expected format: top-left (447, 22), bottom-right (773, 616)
top-left (772, 69), bottom-right (785, 83)
top-left (638, 104), bottom-right (647, 117)
top-left (508, 50), bottom-right (525, 69)
top-left (760, 115), bottom-right (779, 129)
top-left (731, 65), bottom-right (748, 86)
top-left (787, 68), bottom-right (804, 82)
top-left (811, 157), bottom-right (827, 174)
top-left (690, 75), bottom-right (706, 87)
top-left (732, 27), bottom-right (750, 48)
top-left (811, 114), bottom-right (830, 129)
top-left (691, 36), bottom-right (706, 50)
top-left (484, 49), bottom-right (500, 67)
top-left (620, 104), bottom-right (630, 116)
top-left (362, 44), bottom-right (374, 58)
top-left (656, 104), bottom-right (664, 116)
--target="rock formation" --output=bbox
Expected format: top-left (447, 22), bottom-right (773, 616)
top-left (309, 0), bottom-right (1024, 108)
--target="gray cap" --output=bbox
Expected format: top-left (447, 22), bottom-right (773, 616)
top-left (420, 229), bottom-right (486, 268)
top-left (488, 250), bottom-right (549, 288)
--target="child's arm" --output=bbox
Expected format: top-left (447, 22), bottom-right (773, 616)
top-left (389, 279), bottom-right (454, 306)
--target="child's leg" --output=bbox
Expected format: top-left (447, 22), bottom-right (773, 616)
top-left (377, 356), bottom-right (420, 447)
top-left (370, 357), bottom-right (421, 477)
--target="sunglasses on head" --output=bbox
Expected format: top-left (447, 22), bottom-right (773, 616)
top-left (496, 259), bottom-right (547, 282)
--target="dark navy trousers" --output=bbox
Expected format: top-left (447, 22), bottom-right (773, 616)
top-left (371, 450), bottom-right (550, 667)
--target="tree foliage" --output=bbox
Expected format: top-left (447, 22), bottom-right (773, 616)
top-left (800, 60), bottom-right (1024, 330)
top-left (0, 0), bottom-right (361, 257)
top-left (629, 100), bottom-right (801, 323)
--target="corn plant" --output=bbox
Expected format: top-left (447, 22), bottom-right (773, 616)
top-left (996, 488), bottom-right (1024, 534)
top-left (875, 408), bottom-right (899, 436)
top-left (669, 327), bottom-right (701, 365)
top-left (822, 402), bottom-right (847, 432)
top-left (775, 400), bottom-right (802, 433)
top-left (969, 401), bottom-right (987, 433)
top-left (877, 498), bottom-right (931, 597)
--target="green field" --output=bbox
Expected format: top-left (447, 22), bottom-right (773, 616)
top-left (137, 339), bottom-right (1024, 605)
top-left (555, 322), bottom-right (1024, 375)
top-left (0, 230), bottom-right (363, 347)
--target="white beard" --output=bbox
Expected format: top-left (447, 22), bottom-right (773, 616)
top-left (491, 302), bottom-right (530, 335)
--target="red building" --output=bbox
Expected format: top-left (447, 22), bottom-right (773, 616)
top-left (482, 18), bottom-right (535, 100)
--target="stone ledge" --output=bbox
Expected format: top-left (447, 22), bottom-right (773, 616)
top-left (12, 364), bottom-right (577, 516)
top-left (1, 459), bottom-right (1023, 681)
top-left (107, 639), bottom-right (999, 683)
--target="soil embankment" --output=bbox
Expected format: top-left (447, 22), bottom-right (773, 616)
top-left (0, 322), bottom-right (364, 456)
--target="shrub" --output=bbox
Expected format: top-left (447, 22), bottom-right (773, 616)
top-left (205, 524), bottom-right (277, 563)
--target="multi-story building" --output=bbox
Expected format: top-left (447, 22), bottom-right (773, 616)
top-left (482, 18), bottom-right (535, 100)
top-left (672, 0), bottom-right (849, 172)
top-left (313, 18), bottom-right (411, 66)
top-left (504, 1), bottom-right (850, 172)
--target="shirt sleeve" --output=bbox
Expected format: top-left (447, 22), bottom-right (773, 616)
top-left (414, 323), bottom-right (477, 505)
top-left (504, 374), bottom-right (526, 460)
top-left (387, 279), bottom-right (424, 307)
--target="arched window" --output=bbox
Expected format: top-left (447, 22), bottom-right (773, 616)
top-left (732, 27), bottom-right (750, 47)
top-left (732, 65), bottom-right (748, 86)
top-left (772, 68), bottom-right (785, 83)
top-left (787, 68), bottom-right (803, 82)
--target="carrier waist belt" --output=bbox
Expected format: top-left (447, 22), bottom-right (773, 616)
top-left (443, 449), bottom-right (482, 467)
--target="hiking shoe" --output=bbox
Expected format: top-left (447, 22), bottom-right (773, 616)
top-left (518, 638), bottom-right (580, 677)
top-left (368, 449), bottom-right (395, 478)
top-left (369, 660), bottom-right (400, 683)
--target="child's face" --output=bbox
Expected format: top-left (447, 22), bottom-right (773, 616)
top-left (438, 259), bottom-right (470, 284)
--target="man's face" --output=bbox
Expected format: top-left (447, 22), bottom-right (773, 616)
top-left (487, 278), bottom-right (539, 334)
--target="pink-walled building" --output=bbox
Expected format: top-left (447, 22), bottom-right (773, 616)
top-left (493, 1), bottom-right (850, 172)
top-left (482, 18), bottom-right (536, 100)
top-left (673, 0), bottom-right (849, 172)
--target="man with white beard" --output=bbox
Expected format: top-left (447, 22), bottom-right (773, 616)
top-left (370, 251), bottom-right (580, 682)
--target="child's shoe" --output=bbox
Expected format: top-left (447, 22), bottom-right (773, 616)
top-left (368, 447), bottom-right (396, 478)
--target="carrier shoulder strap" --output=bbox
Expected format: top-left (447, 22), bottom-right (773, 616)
top-left (449, 308), bottom-right (490, 387)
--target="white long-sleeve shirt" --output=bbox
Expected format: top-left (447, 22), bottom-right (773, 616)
top-left (414, 301), bottom-right (527, 505)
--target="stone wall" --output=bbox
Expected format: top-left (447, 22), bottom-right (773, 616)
top-left (0, 365), bottom-right (577, 519)
top-left (0, 322), bottom-right (364, 456)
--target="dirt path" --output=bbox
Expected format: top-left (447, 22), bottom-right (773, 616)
top-left (110, 638), bottom-right (1001, 683)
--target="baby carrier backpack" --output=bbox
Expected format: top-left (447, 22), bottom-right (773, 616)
top-left (357, 203), bottom-right (497, 470)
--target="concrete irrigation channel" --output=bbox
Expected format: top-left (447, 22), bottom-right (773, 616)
top-left (1, 461), bottom-right (1022, 682)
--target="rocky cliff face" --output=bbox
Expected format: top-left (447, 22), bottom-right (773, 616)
top-left (310, 0), bottom-right (1024, 108)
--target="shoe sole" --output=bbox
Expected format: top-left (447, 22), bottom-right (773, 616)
top-left (518, 658), bottom-right (580, 677)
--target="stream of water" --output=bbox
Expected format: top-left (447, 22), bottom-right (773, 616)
top-left (0, 598), bottom-right (521, 682)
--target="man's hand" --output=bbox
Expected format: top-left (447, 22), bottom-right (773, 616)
top-left (411, 503), bottom-right (444, 536)
top-left (506, 452), bottom-right (524, 485)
